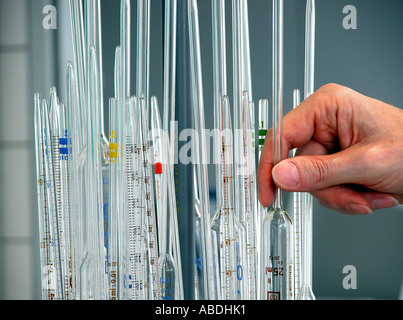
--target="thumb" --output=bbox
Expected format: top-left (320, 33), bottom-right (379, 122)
top-left (272, 149), bottom-right (362, 192)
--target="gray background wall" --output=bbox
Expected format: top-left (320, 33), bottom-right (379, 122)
top-left (0, 0), bottom-right (401, 300)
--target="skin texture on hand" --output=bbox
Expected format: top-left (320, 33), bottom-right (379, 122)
top-left (257, 83), bottom-right (403, 215)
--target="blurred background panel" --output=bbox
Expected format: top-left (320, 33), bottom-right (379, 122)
top-left (0, 0), bottom-right (401, 300)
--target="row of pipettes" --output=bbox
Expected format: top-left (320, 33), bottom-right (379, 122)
top-left (34, 0), bottom-right (316, 300)
top-left (35, 0), bottom-right (181, 300)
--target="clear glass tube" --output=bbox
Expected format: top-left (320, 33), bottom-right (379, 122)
top-left (85, 5), bottom-right (110, 260)
top-left (35, 93), bottom-right (55, 300)
top-left (257, 98), bottom-right (269, 299)
top-left (161, 1), bottom-right (183, 300)
top-left (231, 0), bottom-right (240, 131)
top-left (211, 1), bottom-right (228, 299)
top-left (50, 89), bottom-right (68, 301)
top-left (163, 0), bottom-right (177, 136)
top-left (42, 93), bottom-right (64, 300)
top-left (292, 89), bottom-right (302, 298)
top-left (240, 0), bottom-right (252, 102)
top-left (120, 0), bottom-right (131, 99)
top-left (258, 100), bottom-right (269, 174)
top-left (211, 96), bottom-right (237, 300)
top-left (297, 193), bottom-right (315, 300)
top-left (136, 0), bottom-right (151, 112)
top-left (304, 0), bottom-right (316, 100)
top-left (240, 92), bottom-right (257, 300)
top-left (138, 97), bottom-right (161, 300)
top-left (231, 0), bottom-right (241, 234)
top-left (188, 0), bottom-right (215, 300)
top-left (68, 0), bottom-right (87, 150)
top-left (239, 5), bottom-right (258, 297)
top-left (212, 0), bottom-right (227, 213)
top-left (232, 6), bottom-right (256, 284)
top-left (261, 0), bottom-right (294, 300)
top-left (107, 97), bottom-right (119, 300)
top-left (298, 0), bottom-right (316, 300)
top-left (124, 96), bottom-right (147, 300)
top-left (114, 39), bottom-right (130, 300)
top-left (85, 0), bottom-right (107, 141)
top-left (66, 61), bottom-right (84, 301)
top-left (151, 96), bottom-right (177, 300)
top-left (114, 46), bottom-right (121, 99)
top-left (169, 165), bottom-right (184, 300)
top-left (125, 96), bottom-right (144, 300)
top-left (57, 102), bottom-right (73, 300)
top-left (82, 46), bottom-right (107, 300)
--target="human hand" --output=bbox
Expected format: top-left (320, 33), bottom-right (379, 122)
top-left (257, 83), bottom-right (403, 215)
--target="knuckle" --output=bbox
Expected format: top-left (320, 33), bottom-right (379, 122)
top-left (309, 158), bottom-right (332, 187)
top-left (318, 83), bottom-right (345, 94)
top-left (315, 83), bottom-right (351, 106)
top-left (318, 83), bottom-right (339, 92)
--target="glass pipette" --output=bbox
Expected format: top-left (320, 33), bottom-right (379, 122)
top-left (211, 0), bottom-right (228, 299)
top-left (138, 97), bottom-right (161, 300)
top-left (231, 2), bottom-right (245, 301)
top-left (304, 0), bottom-right (316, 100)
top-left (35, 93), bottom-right (55, 300)
top-left (115, 34), bottom-right (129, 300)
top-left (150, 97), bottom-right (184, 300)
top-left (85, 6), bottom-right (110, 284)
top-left (231, 0), bottom-right (241, 238)
top-left (212, 0), bottom-right (227, 216)
top-left (161, 1), bottom-right (184, 300)
top-left (239, 91), bottom-right (258, 300)
top-left (85, 0), bottom-right (108, 148)
top-left (232, 6), bottom-right (257, 292)
top-left (107, 97), bottom-right (119, 300)
top-left (136, 0), bottom-right (151, 112)
top-left (211, 96), bottom-right (237, 300)
top-left (161, 0), bottom-right (176, 253)
top-left (68, 0), bottom-right (86, 150)
top-left (188, 0), bottom-right (215, 299)
top-left (81, 46), bottom-right (107, 300)
top-left (54, 100), bottom-right (74, 300)
top-left (163, 0), bottom-right (177, 137)
top-left (292, 89), bottom-right (302, 298)
top-left (115, 44), bottom-right (128, 300)
top-left (120, 0), bottom-right (131, 99)
top-left (42, 93), bottom-right (64, 300)
top-left (258, 98), bottom-right (269, 300)
top-left (298, 0), bottom-right (316, 301)
top-left (117, 10), bottom-right (131, 287)
top-left (151, 96), bottom-right (177, 300)
top-left (109, 47), bottom-right (123, 300)
top-left (50, 89), bottom-right (69, 300)
top-left (165, 97), bottom-right (185, 300)
top-left (161, 9), bottom-right (182, 295)
top-left (261, 0), bottom-right (294, 300)
top-left (66, 61), bottom-right (84, 300)
top-left (150, 95), bottom-right (168, 283)
top-left (240, 0), bottom-right (253, 103)
top-left (67, 6), bottom-right (88, 297)
top-left (125, 96), bottom-right (145, 300)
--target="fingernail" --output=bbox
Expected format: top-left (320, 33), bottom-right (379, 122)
top-left (347, 203), bottom-right (373, 215)
top-left (273, 162), bottom-right (300, 188)
top-left (372, 196), bottom-right (399, 211)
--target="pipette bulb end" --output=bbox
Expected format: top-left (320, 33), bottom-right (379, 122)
top-left (296, 285), bottom-right (316, 300)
